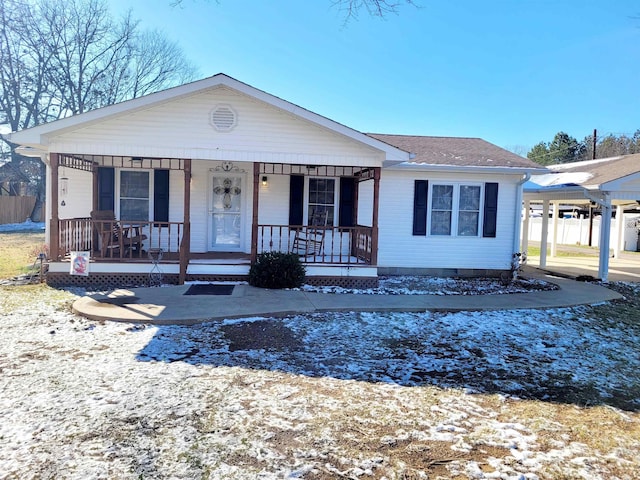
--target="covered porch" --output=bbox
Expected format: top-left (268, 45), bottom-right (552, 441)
top-left (47, 153), bottom-right (382, 287)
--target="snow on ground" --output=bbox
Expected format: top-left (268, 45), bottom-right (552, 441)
top-left (299, 275), bottom-right (557, 295)
top-left (0, 220), bottom-right (45, 232)
top-left (1, 286), bottom-right (639, 479)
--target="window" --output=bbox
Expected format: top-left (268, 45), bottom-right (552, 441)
top-left (457, 185), bottom-right (481, 236)
top-left (307, 178), bottom-right (335, 226)
top-left (119, 170), bottom-right (150, 221)
top-left (429, 183), bottom-right (482, 237)
top-left (430, 185), bottom-right (453, 235)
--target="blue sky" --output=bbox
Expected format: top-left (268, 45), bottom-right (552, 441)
top-left (109, 0), bottom-right (640, 153)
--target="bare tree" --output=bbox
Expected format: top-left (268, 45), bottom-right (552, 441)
top-left (0, 0), bottom-right (197, 219)
top-left (332, 0), bottom-right (417, 21)
top-left (170, 0), bottom-right (417, 21)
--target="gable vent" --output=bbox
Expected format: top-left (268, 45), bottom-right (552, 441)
top-left (210, 104), bottom-right (237, 132)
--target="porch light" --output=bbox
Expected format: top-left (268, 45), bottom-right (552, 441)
top-left (262, 175), bottom-right (268, 186)
top-left (60, 176), bottom-right (69, 198)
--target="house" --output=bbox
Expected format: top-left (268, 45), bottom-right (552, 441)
top-left (8, 73), bottom-right (546, 288)
top-left (524, 154), bottom-right (640, 281)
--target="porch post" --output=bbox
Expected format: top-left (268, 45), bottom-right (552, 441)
top-left (50, 153), bottom-right (60, 260)
top-left (179, 159), bottom-right (192, 285)
top-left (370, 167), bottom-right (381, 266)
top-left (250, 162), bottom-right (260, 264)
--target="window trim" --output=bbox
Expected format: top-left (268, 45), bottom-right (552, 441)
top-left (427, 181), bottom-right (485, 237)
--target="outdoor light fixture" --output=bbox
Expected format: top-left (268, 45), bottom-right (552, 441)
top-left (60, 176), bottom-right (69, 197)
top-left (262, 175), bottom-right (268, 186)
top-left (131, 157), bottom-right (143, 166)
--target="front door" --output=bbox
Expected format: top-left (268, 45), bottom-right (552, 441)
top-left (209, 174), bottom-right (243, 251)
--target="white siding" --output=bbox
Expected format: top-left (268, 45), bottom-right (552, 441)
top-left (374, 170), bottom-right (521, 270)
top-left (58, 168), bottom-right (93, 220)
top-left (49, 86), bottom-right (384, 167)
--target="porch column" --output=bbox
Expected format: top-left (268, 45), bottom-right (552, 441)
top-left (250, 163), bottom-right (260, 264)
top-left (50, 153), bottom-right (60, 260)
top-left (370, 167), bottom-right (381, 266)
top-left (179, 159), bottom-right (192, 284)
top-left (521, 199), bottom-right (530, 256)
top-left (539, 200), bottom-right (549, 268)
top-left (598, 194), bottom-right (612, 281)
top-left (551, 202), bottom-right (559, 257)
top-left (614, 205), bottom-right (624, 258)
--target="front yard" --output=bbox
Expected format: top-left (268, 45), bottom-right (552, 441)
top-left (1, 282), bottom-right (639, 479)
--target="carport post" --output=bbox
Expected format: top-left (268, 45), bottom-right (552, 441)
top-left (539, 200), bottom-right (549, 268)
top-left (551, 202), bottom-right (559, 257)
top-left (614, 205), bottom-right (624, 258)
top-left (521, 199), bottom-right (530, 254)
top-left (598, 194), bottom-right (612, 281)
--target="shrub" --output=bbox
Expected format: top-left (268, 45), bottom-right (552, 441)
top-left (248, 252), bottom-right (306, 289)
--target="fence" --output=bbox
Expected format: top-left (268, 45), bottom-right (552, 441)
top-left (526, 214), bottom-right (640, 252)
top-left (0, 196), bottom-right (43, 224)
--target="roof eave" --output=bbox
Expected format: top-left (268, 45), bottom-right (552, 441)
top-left (386, 162), bottom-right (549, 175)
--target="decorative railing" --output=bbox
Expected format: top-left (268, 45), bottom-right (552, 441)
top-left (58, 219), bottom-right (184, 260)
top-left (257, 224), bottom-right (373, 265)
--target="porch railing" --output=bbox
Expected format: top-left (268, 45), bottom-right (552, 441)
top-left (257, 224), bottom-right (373, 265)
top-left (58, 219), bottom-right (184, 261)
top-left (57, 219), bottom-right (373, 265)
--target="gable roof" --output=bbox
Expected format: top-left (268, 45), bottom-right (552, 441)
top-left (368, 134), bottom-right (546, 172)
top-left (544, 154), bottom-right (640, 188)
top-left (9, 73), bottom-right (411, 163)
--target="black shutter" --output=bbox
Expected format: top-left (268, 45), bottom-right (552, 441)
top-left (339, 177), bottom-right (356, 227)
top-left (97, 167), bottom-right (115, 211)
top-left (154, 169), bottom-right (170, 222)
top-left (289, 175), bottom-right (304, 226)
top-left (413, 180), bottom-right (428, 235)
top-left (483, 182), bottom-right (499, 238)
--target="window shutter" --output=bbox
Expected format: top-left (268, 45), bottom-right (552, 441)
top-left (289, 175), bottom-right (304, 226)
top-left (483, 182), bottom-right (499, 238)
top-left (154, 169), bottom-right (170, 222)
top-left (413, 180), bottom-right (428, 236)
top-left (97, 167), bottom-right (115, 211)
top-left (339, 177), bottom-right (356, 227)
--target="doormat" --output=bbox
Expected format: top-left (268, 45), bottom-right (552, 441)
top-left (184, 284), bottom-right (235, 296)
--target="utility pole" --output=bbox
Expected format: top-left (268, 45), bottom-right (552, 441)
top-left (592, 128), bottom-right (597, 160)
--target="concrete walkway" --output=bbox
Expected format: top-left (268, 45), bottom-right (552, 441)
top-left (73, 269), bottom-right (624, 325)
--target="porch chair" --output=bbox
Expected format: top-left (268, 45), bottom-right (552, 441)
top-left (291, 209), bottom-right (329, 258)
top-left (90, 210), bottom-right (147, 258)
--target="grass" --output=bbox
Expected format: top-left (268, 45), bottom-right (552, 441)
top-left (2, 231), bottom-right (640, 478)
top-left (0, 231), bottom-right (46, 279)
top-left (525, 244), bottom-right (600, 257)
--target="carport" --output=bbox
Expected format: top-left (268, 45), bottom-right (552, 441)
top-left (523, 154), bottom-right (640, 282)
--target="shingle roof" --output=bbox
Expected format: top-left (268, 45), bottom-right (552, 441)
top-left (367, 134), bottom-right (543, 169)
top-left (548, 154), bottom-right (640, 187)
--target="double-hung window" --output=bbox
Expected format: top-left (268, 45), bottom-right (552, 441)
top-left (307, 178), bottom-right (336, 226)
top-left (119, 170), bottom-right (151, 221)
top-left (429, 183), bottom-right (482, 237)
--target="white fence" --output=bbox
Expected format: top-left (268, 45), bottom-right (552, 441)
top-left (525, 214), bottom-right (640, 252)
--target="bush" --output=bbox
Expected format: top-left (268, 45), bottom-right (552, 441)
top-left (248, 252), bottom-right (306, 289)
